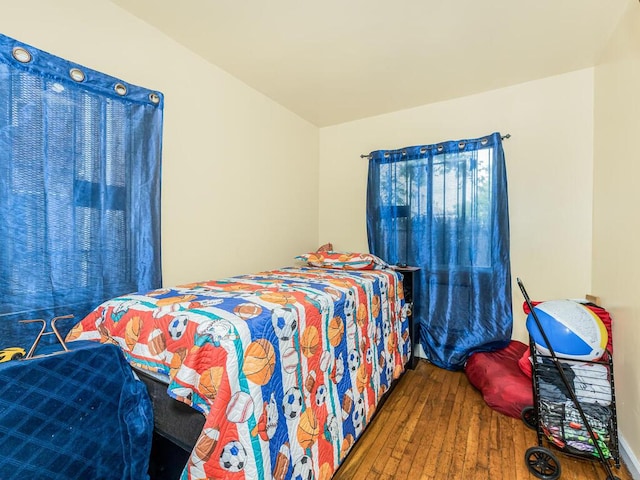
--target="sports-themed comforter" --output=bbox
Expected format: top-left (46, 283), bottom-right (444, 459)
top-left (67, 266), bottom-right (409, 480)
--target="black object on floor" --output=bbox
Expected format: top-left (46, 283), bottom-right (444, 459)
top-left (148, 432), bottom-right (190, 480)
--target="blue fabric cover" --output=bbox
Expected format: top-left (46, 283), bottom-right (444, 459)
top-left (0, 341), bottom-right (153, 479)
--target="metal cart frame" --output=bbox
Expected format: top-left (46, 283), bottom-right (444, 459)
top-left (517, 278), bottom-right (621, 480)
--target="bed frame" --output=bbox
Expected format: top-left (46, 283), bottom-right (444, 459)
top-left (136, 369), bottom-right (205, 452)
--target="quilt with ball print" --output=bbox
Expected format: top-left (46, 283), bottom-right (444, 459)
top-left (66, 266), bottom-right (410, 480)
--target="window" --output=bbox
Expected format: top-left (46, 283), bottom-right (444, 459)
top-left (372, 146), bottom-right (494, 270)
top-left (430, 147), bottom-right (493, 270)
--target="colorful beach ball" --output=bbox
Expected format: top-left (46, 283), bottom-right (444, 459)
top-left (526, 300), bottom-right (608, 361)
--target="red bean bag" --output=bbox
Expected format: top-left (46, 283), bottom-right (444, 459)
top-left (465, 340), bottom-right (533, 418)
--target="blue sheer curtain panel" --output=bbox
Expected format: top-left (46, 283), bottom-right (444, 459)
top-left (367, 132), bottom-right (512, 370)
top-left (0, 33), bottom-right (163, 352)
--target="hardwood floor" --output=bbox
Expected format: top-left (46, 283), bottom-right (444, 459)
top-left (333, 360), bottom-right (634, 480)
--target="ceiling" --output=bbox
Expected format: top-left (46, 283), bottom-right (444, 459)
top-left (111, 0), bottom-right (630, 127)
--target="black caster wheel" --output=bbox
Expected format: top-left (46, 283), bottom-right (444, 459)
top-left (525, 446), bottom-right (561, 480)
top-left (521, 406), bottom-right (537, 430)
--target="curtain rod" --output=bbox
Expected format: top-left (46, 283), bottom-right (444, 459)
top-left (360, 133), bottom-right (511, 159)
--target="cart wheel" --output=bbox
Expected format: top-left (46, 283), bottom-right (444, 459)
top-left (524, 446), bottom-right (561, 480)
top-left (521, 406), bottom-right (537, 430)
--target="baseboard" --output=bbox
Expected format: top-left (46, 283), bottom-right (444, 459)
top-left (620, 433), bottom-right (640, 479)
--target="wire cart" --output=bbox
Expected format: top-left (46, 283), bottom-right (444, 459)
top-left (517, 278), bottom-right (621, 480)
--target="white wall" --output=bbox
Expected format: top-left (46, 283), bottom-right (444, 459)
top-left (319, 69), bottom-right (595, 343)
top-left (0, 0), bottom-right (319, 285)
top-left (593, 0), bottom-right (640, 475)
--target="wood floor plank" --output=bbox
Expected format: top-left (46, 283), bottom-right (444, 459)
top-left (333, 360), bottom-right (633, 480)
top-left (440, 373), bottom-right (474, 478)
top-left (352, 387), bottom-right (413, 478)
top-left (512, 412), bottom-right (535, 480)
top-left (494, 411), bottom-right (519, 480)
top-left (341, 372), bottom-right (421, 480)
top-left (406, 367), bottom-right (458, 478)
top-left (385, 371), bottom-right (441, 479)
top-left (376, 378), bottom-right (424, 477)
top-left (461, 401), bottom-right (483, 479)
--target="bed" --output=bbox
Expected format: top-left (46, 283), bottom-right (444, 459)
top-left (66, 253), bottom-right (410, 480)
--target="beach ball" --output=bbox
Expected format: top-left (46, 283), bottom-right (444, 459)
top-left (526, 300), bottom-right (608, 361)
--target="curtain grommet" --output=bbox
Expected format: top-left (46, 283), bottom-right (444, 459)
top-left (12, 47), bottom-right (32, 63)
top-left (114, 83), bottom-right (127, 96)
top-left (69, 68), bottom-right (85, 82)
top-left (149, 92), bottom-right (160, 104)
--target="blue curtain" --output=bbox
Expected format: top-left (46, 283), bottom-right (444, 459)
top-left (367, 132), bottom-right (512, 370)
top-left (0, 33), bottom-right (163, 352)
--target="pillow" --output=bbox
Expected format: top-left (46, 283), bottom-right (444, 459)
top-left (316, 242), bottom-right (333, 252)
top-left (295, 251), bottom-right (389, 270)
